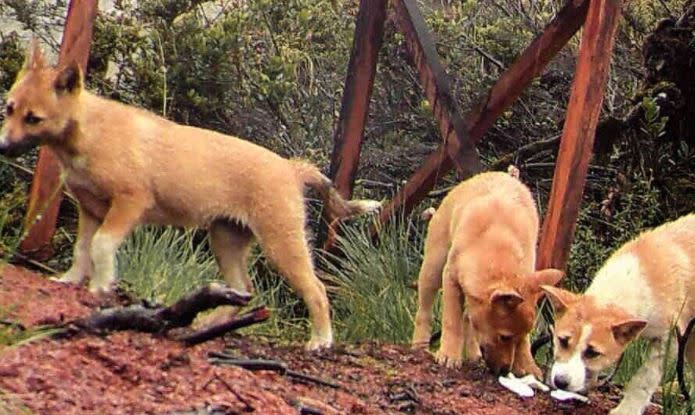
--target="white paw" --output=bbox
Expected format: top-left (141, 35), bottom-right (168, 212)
top-left (411, 327), bottom-right (432, 348)
top-left (88, 279), bottom-right (116, 295)
top-left (411, 341), bottom-right (430, 350)
top-left (51, 269), bottom-right (85, 285)
top-left (305, 335), bottom-right (333, 351)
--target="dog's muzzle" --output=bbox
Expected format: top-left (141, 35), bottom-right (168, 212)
top-left (0, 136), bottom-right (41, 157)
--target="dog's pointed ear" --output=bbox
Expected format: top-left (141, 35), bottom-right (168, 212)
top-left (612, 319), bottom-right (647, 345)
top-left (24, 38), bottom-right (47, 70)
top-left (490, 289), bottom-right (524, 313)
top-left (540, 285), bottom-right (577, 316)
top-left (530, 268), bottom-right (565, 288)
top-left (54, 61), bottom-right (83, 95)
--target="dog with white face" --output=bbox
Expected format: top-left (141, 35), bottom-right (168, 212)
top-left (542, 213), bottom-right (695, 415)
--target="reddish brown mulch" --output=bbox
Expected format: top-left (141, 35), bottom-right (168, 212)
top-left (0, 264), bottom-right (661, 414)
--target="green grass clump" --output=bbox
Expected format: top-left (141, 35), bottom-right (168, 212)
top-left (117, 226), bottom-right (218, 305)
top-left (322, 215), bottom-right (427, 344)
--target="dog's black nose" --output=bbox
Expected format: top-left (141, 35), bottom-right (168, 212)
top-left (553, 374), bottom-right (570, 390)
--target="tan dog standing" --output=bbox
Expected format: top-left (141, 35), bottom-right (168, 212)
top-left (0, 42), bottom-right (380, 350)
top-left (411, 171), bottom-right (563, 376)
top-left (542, 213), bottom-right (695, 415)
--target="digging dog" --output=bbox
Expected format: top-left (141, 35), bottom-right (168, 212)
top-left (411, 171), bottom-right (563, 377)
top-left (0, 41), bottom-right (380, 350)
top-left (542, 213), bottom-right (695, 415)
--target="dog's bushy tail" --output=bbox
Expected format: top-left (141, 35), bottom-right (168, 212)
top-left (291, 160), bottom-right (381, 219)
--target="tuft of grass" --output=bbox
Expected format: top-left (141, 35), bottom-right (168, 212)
top-left (321, 214), bottom-right (428, 344)
top-left (117, 226), bottom-right (218, 305)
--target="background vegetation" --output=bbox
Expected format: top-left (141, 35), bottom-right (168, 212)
top-left (0, 0), bottom-right (694, 412)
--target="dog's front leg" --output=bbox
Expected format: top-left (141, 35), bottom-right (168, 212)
top-left (436, 267), bottom-right (465, 368)
top-left (610, 338), bottom-right (670, 415)
top-left (462, 311), bottom-right (481, 361)
top-left (88, 196), bottom-right (148, 294)
top-left (54, 206), bottom-right (100, 285)
top-left (511, 334), bottom-right (542, 378)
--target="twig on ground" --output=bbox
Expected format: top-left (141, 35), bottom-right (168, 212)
top-left (67, 283), bottom-right (254, 338)
top-left (208, 351), bottom-right (340, 389)
top-left (177, 306), bottom-right (270, 346)
top-left (12, 251), bottom-right (59, 275)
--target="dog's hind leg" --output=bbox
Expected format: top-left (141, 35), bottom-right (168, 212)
top-left (412, 215), bottom-right (449, 348)
top-left (55, 206), bottom-right (100, 285)
top-left (252, 205), bottom-right (332, 350)
top-left (191, 220), bottom-right (256, 329)
top-left (209, 219), bottom-right (254, 293)
top-left (611, 338), bottom-right (671, 415)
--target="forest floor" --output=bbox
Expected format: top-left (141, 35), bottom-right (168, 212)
top-left (0, 264), bottom-right (661, 414)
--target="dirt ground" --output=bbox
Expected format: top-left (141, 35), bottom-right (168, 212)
top-left (0, 264), bottom-right (662, 414)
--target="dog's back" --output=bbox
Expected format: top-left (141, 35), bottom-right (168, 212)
top-left (438, 171), bottom-right (539, 275)
top-left (587, 213), bottom-right (695, 335)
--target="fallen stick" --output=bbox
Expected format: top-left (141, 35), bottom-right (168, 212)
top-left (208, 351), bottom-right (340, 389)
top-left (156, 283), bottom-right (252, 326)
top-left (178, 306), bottom-right (270, 346)
top-left (71, 283), bottom-right (252, 334)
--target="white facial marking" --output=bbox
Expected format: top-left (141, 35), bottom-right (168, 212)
top-left (551, 324), bottom-right (592, 392)
top-left (0, 129), bottom-right (8, 148)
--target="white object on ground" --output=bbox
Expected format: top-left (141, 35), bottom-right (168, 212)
top-left (550, 389), bottom-right (589, 403)
top-left (498, 373), bottom-right (548, 398)
top-left (517, 374), bottom-right (550, 392)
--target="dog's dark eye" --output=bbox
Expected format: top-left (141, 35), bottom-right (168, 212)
top-left (5, 104), bottom-right (14, 116)
top-left (558, 336), bottom-right (570, 349)
top-left (498, 334), bottom-right (513, 343)
top-left (583, 345), bottom-right (602, 359)
top-left (24, 112), bottom-right (43, 125)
